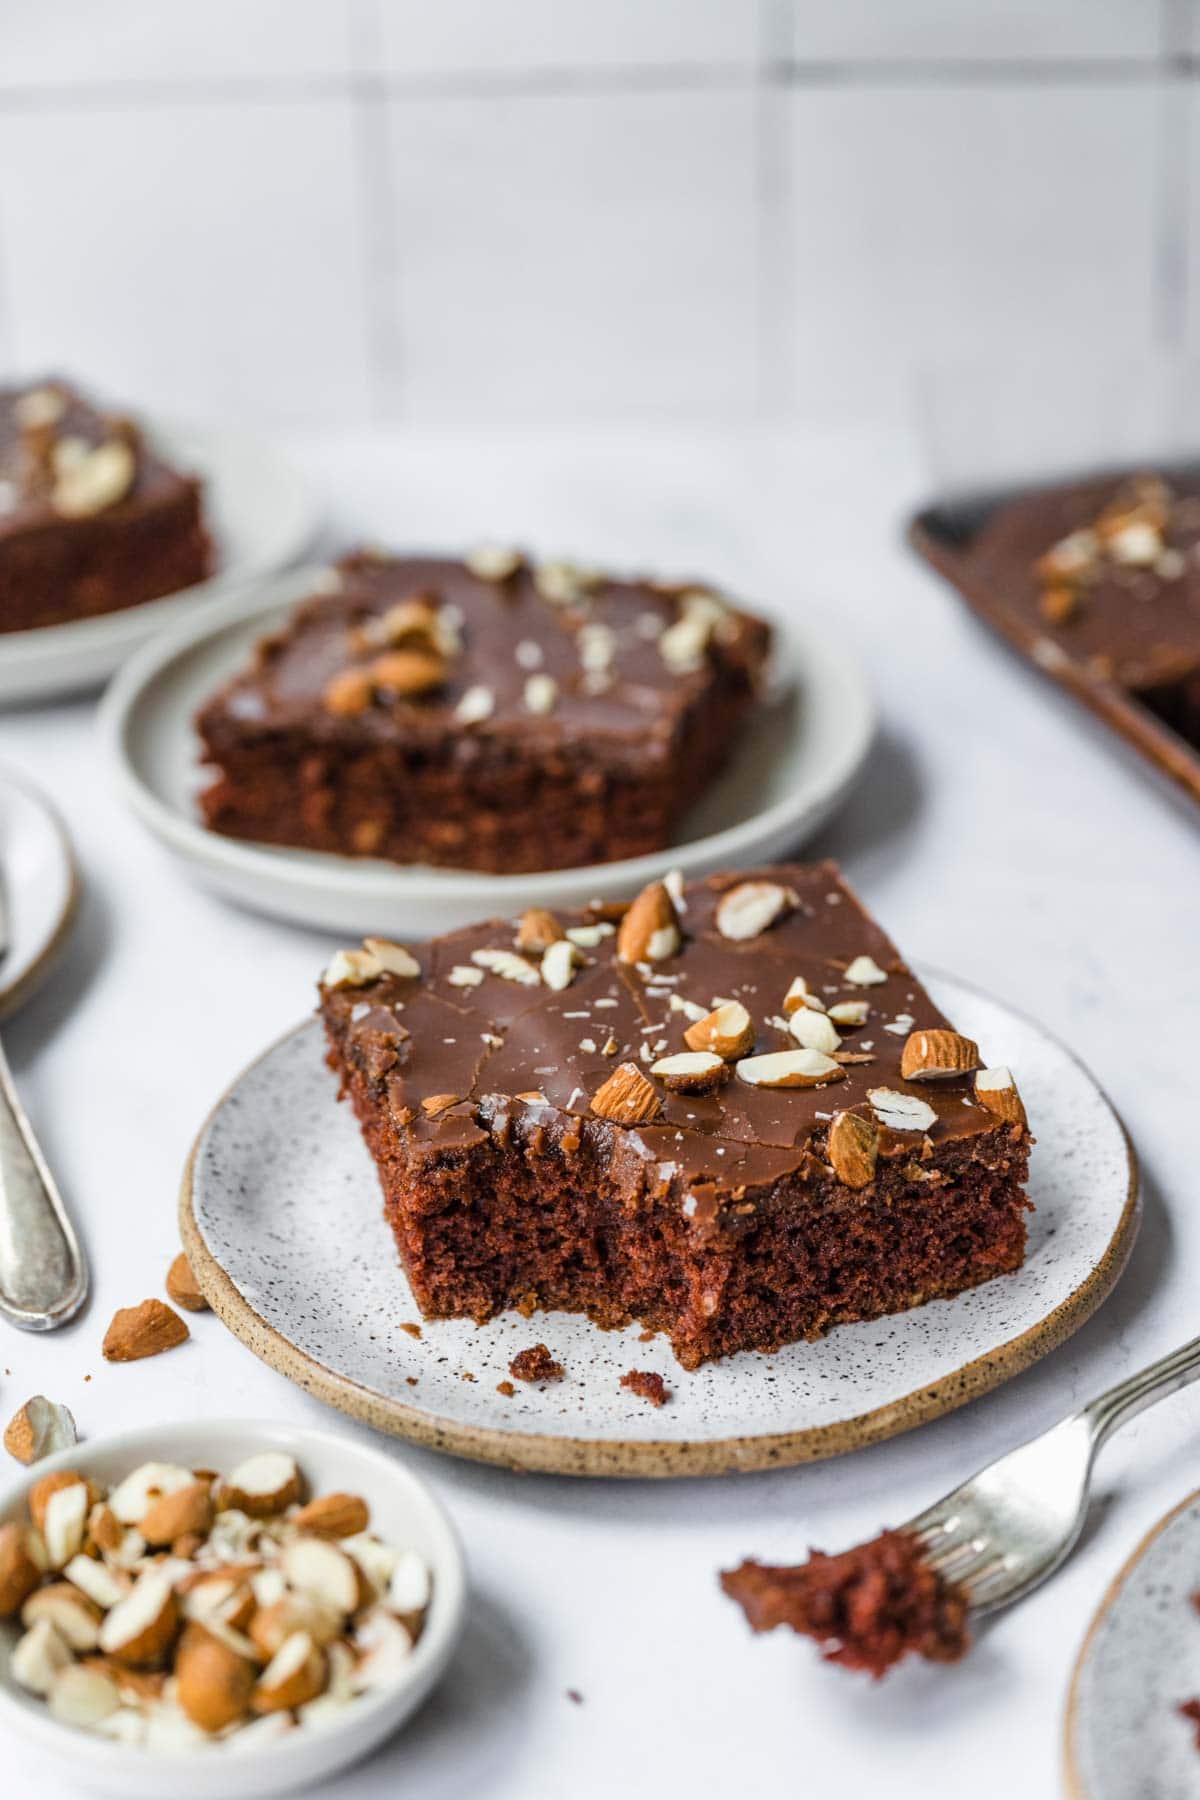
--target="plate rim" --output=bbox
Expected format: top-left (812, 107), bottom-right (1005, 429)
top-left (0, 763), bottom-right (81, 1020)
top-left (1062, 1484), bottom-right (1200, 1799)
top-left (99, 564), bottom-right (876, 912)
top-left (179, 981), bottom-right (1141, 1480)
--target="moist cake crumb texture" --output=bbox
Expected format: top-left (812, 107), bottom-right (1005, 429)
top-left (508, 1344), bottom-right (565, 1383)
top-left (721, 1529), bottom-right (970, 1678)
top-left (620, 1370), bottom-right (670, 1407)
top-left (319, 861), bottom-right (1033, 1370)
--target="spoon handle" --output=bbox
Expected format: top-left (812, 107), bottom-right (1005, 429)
top-left (0, 1033), bottom-right (87, 1330)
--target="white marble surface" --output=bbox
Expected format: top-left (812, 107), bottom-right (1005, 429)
top-left (0, 422), bottom-right (1197, 1798)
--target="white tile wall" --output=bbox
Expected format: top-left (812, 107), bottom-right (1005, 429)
top-left (0, 0), bottom-right (1191, 427)
top-left (374, 0), bottom-right (761, 78)
top-left (382, 89), bottom-right (760, 420)
top-left (0, 99), bottom-right (372, 425)
top-left (786, 0), bottom-right (1164, 63)
top-left (0, 0), bottom-right (356, 88)
top-left (786, 84), bottom-right (1163, 417)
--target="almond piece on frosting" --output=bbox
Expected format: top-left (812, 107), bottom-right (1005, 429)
top-left (541, 938), bottom-right (583, 992)
top-left (782, 976), bottom-right (825, 1015)
top-left (471, 946), bottom-right (541, 986)
top-left (974, 1066), bottom-right (1028, 1126)
top-left (590, 1062), bottom-right (663, 1124)
top-left (649, 1051), bottom-right (730, 1095)
top-left (617, 880), bottom-right (681, 964)
top-left (827, 1112), bottom-right (880, 1188)
top-left (4, 1396), bottom-right (77, 1465)
top-left (735, 1049), bottom-right (845, 1089)
top-left (843, 954), bottom-right (889, 986)
top-left (900, 1028), bottom-right (981, 1082)
top-left (102, 1299), bottom-right (189, 1363)
top-left (222, 1451), bottom-right (304, 1518)
top-left (715, 881), bottom-right (796, 942)
top-left (867, 1088), bottom-right (938, 1133)
top-left (683, 1000), bottom-right (755, 1061)
top-left (322, 947), bottom-right (383, 988)
top-left (514, 907), bottom-right (564, 954)
top-left (362, 938), bottom-right (421, 978)
top-left (788, 1008), bottom-right (842, 1055)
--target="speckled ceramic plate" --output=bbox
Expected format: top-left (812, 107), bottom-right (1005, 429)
top-left (1065, 1489), bottom-right (1200, 1799)
top-left (181, 972), bottom-right (1137, 1479)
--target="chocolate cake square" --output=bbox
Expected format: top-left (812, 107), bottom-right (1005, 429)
top-left (318, 862), bottom-right (1032, 1369)
top-left (195, 549), bottom-right (770, 873)
top-left (964, 469), bottom-right (1200, 748)
top-left (0, 377), bottom-right (211, 633)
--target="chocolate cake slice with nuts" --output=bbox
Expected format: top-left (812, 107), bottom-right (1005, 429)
top-left (319, 862), bottom-right (1032, 1369)
top-left (962, 470), bottom-right (1200, 747)
top-left (0, 376), bottom-right (211, 632)
top-left (195, 548), bottom-right (770, 873)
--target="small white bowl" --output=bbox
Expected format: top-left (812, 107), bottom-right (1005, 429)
top-left (0, 1418), bottom-right (466, 1798)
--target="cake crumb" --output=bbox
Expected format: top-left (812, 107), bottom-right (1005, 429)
top-left (496, 1380), bottom-right (516, 1397)
top-left (405, 1376), bottom-right (419, 1387)
top-left (400, 1321), bottom-right (422, 1339)
top-left (620, 1369), bottom-right (670, 1407)
top-left (1181, 1698), bottom-right (1200, 1749)
top-left (637, 1328), bottom-right (655, 1343)
top-left (721, 1528), bottom-right (970, 1678)
top-left (510, 1344), bottom-right (565, 1383)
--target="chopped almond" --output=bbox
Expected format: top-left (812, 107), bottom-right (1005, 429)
top-left (102, 1299), bottom-right (189, 1363)
top-left (590, 1062), bottom-right (663, 1124)
top-left (165, 1252), bottom-right (208, 1314)
top-left (617, 880), bottom-right (681, 965)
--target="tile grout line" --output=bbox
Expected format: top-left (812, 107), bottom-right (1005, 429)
top-left (347, 0), bottom-right (403, 426)
top-left (0, 58), bottom-right (1186, 115)
top-left (754, 0), bottom-right (796, 420)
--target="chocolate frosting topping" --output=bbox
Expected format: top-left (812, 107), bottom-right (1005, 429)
top-left (321, 862), bottom-right (1010, 1203)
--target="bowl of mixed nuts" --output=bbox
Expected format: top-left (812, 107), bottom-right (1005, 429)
top-left (0, 1418), bottom-right (466, 1796)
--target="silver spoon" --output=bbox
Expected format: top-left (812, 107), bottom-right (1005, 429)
top-left (0, 864), bottom-right (87, 1329)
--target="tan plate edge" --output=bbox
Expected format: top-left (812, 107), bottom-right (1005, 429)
top-left (179, 1019), bottom-right (1141, 1481)
top-left (0, 769), bottom-right (81, 1023)
top-left (1062, 1484), bottom-right (1200, 1799)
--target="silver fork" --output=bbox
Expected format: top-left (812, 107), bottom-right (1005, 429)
top-left (909, 1336), bottom-right (1200, 1614)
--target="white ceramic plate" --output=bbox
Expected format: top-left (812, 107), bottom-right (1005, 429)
top-left (181, 973), bottom-right (1138, 1478)
top-left (0, 764), bottom-right (79, 1018)
top-left (1065, 1488), bottom-right (1200, 1799)
top-left (0, 1417), bottom-right (466, 1798)
top-left (0, 420), bottom-right (316, 706)
top-left (99, 567), bottom-right (875, 938)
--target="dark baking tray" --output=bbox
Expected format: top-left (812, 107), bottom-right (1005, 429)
top-left (908, 473), bottom-right (1200, 812)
